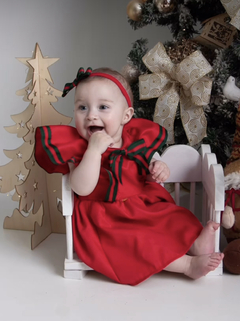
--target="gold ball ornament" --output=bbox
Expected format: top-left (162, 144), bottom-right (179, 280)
top-left (127, 0), bottom-right (143, 21)
top-left (153, 0), bottom-right (177, 14)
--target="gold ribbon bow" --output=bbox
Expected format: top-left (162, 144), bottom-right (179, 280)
top-left (139, 42), bottom-right (213, 146)
top-left (220, 0), bottom-right (240, 31)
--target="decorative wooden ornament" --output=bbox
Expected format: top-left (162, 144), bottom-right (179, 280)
top-left (194, 13), bottom-right (238, 49)
top-left (2, 43), bottom-right (72, 249)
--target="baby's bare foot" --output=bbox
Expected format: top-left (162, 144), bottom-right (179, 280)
top-left (189, 221), bottom-right (219, 256)
top-left (184, 253), bottom-right (224, 279)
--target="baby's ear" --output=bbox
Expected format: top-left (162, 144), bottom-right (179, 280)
top-left (122, 107), bottom-right (134, 125)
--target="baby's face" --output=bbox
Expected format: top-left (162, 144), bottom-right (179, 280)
top-left (74, 78), bottom-right (132, 147)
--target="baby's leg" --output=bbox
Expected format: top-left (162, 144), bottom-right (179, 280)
top-left (188, 220), bottom-right (219, 256)
top-left (164, 252), bottom-right (224, 279)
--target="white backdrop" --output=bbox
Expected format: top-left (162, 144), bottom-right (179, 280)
top-left (0, 0), bottom-right (171, 216)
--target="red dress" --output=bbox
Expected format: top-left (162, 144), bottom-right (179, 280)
top-left (35, 118), bottom-right (202, 285)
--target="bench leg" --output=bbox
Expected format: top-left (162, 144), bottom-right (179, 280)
top-left (64, 269), bottom-right (88, 280)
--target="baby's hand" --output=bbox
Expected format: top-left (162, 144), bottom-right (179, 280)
top-left (149, 159), bottom-right (170, 183)
top-left (88, 131), bottom-right (114, 155)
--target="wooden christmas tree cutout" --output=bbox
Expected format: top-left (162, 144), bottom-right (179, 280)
top-left (1, 43), bottom-right (72, 249)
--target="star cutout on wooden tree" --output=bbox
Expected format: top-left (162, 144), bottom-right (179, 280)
top-left (33, 182), bottom-right (38, 190)
top-left (46, 87), bottom-right (54, 95)
top-left (16, 172), bottom-right (25, 181)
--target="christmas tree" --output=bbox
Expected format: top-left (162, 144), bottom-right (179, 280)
top-left (1, 43), bottom-right (72, 249)
top-left (125, 0), bottom-right (240, 166)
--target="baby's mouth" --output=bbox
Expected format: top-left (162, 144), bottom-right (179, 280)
top-left (88, 126), bottom-right (104, 134)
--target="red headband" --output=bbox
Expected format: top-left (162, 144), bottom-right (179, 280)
top-left (89, 72), bottom-right (132, 107)
top-left (62, 67), bottom-right (132, 107)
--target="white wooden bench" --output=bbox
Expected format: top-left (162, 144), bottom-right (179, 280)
top-left (62, 144), bottom-right (225, 279)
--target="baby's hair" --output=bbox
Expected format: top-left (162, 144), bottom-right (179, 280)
top-left (84, 67), bottom-right (134, 107)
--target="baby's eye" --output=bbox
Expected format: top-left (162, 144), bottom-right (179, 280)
top-left (99, 105), bottom-right (109, 110)
top-left (78, 105), bottom-right (87, 111)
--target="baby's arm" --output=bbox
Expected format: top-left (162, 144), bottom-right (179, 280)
top-left (69, 131), bottom-right (114, 196)
top-left (148, 158), bottom-right (170, 183)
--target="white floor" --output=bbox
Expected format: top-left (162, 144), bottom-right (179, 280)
top-left (0, 213), bottom-right (239, 321)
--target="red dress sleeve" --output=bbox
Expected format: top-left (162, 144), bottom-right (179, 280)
top-left (124, 118), bottom-right (168, 164)
top-left (35, 125), bottom-right (87, 174)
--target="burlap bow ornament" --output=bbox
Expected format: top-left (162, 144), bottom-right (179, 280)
top-left (220, 0), bottom-right (240, 31)
top-left (139, 42), bottom-right (213, 146)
